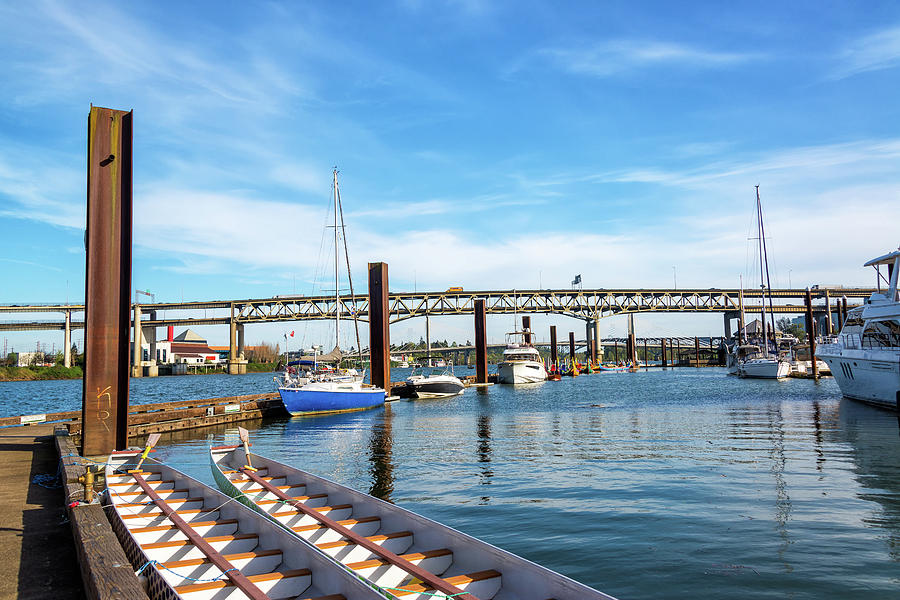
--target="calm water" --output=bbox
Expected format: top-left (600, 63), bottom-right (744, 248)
top-left (4, 368), bottom-right (900, 599)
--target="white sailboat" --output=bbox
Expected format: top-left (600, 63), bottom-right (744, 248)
top-left (737, 186), bottom-right (791, 379)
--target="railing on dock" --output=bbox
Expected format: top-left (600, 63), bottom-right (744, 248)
top-left (1, 392), bottom-right (287, 437)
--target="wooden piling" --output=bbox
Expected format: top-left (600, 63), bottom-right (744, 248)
top-left (569, 331), bottom-right (576, 365)
top-left (474, 299), bottom-right (487, 384)
top-left (367, 262), bottom-right (391, 392)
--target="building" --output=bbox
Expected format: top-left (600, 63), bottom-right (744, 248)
top-left (170, 329), bottom-right (220, 364)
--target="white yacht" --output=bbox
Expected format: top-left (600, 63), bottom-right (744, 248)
top-left (817, 248), bottom-right (900, 410)
top-left (498, 331), bottom-right (547, 384)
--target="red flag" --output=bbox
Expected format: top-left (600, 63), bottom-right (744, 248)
top-left (290, 331), bottom-right (294, 337)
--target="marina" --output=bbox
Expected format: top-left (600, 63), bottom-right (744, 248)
top-left (3, 3), bottom-right (900, 599)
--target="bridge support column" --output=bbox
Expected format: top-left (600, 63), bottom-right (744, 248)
top-left (661, 338), bottom-right (668, 367)
top-left (474, 299), bottom-right (487, 384)
top-left (132, 304), bottom-right (143, 378)
top-left (64, 310), bottom-right (71, 368)
top-left (584, 321), bottom-right (593, 364)
top-left (237, 323), bottom-right (245, 358)
top-left (368, 262), bottom-right (391, 392)
top-left (82, 105), bottom-right (133, 456)
top-left (522, 316), bottom-right (532, 344)
top-left (724, 312), bottom-right (733, 339)
top-left (549, 325), bottom-right (558, 369)
top-left (226, 310), bottom-right (247, 375)
top-left (144, 311), bottom-right (158, 377)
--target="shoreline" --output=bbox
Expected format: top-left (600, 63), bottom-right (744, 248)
top-left (0, 364), bottom-right (276, 382)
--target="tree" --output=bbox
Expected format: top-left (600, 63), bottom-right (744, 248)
top-left (776, 317), bottom-right (805, 338)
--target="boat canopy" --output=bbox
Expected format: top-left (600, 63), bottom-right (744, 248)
top-left (864, 249), bottom-right (900, 267)
top-left (297, 345), bottom-right (344, 363)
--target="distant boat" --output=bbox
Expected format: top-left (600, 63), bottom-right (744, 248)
top-left (277, 170), bottom-right (385, 415)
top-left (404, 363), bottom-right (465, 399)
top-left (498, 330), bottom-right (547, 384)
top-left (737, 187), bottom-right (791, 380)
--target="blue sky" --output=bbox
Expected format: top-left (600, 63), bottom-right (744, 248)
top-left (2, 1), bottom-right (899, 351)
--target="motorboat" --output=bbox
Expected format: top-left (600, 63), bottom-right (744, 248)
top-left (275, 170), bottom-right (385, 415)
top-left (103, 447), bottom-right (386, 600)
top-left (497, 331), bottom-right (547, 384)
top-left (818, 248), bottom-right (900, 410)
top-left (210, 444), bottom-right (618, 600)
top-left (403, 363), bottom-right (465, 399)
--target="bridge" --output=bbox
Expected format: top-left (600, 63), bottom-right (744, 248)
top-left (0, 286), bottom-right (872, 331)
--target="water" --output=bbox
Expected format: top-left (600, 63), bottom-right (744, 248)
top-left (4, 368), bottom-right (900, 598)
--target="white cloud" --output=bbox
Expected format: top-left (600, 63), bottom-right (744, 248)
top-left (516, 40), bottom-right (760, 78)
top-left (831, 26), bottom-right (900, 80)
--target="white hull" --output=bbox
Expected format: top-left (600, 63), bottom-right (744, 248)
top-left (738, 358), bottom-right (791, 379)
top-left (497, 360), bottom-right (547, 384)
top-left (819, 346), bottom-right (900, 410)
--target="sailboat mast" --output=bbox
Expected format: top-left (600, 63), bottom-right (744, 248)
top-left (333, 168), bottom-right (340, 351)
top-left (758, 189), bottom-right (778, 341)
top-left (756, 185), bottom-right (768, 356)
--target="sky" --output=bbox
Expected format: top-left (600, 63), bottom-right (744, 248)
top-left (2, 0), bottom-right (899, 352)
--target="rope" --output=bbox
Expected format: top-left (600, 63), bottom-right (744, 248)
top-left (32, 473), bottom-right (61, 488)
top-left (136, 560), bottom-right (238, 583)
top-left (381, 587), bottom-right (470, 598)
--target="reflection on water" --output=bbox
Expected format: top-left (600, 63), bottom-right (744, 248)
top-left (368, 406), bottom-right (394, 502)
top-left (10, 367), bottom-right (900, 599)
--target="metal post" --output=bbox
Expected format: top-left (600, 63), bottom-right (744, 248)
top-left (237, 323), bottom-right (245, 358)
top-left (425, 314), bottom-right (431, 366)
top-left (474, 299), bottom-right (487, 384)
top-left (661, 338), bottom-right (668, 367)
top-left (841, 297), bottom-right (848, 329)
top-left (824, 290), bottom-right (833, 333)
top-left (643, 338), bottom-right (648, 368)
top-left (522, 316), bottom-right (532, 344)
top-left (593, 319), bottom-right (601, 363)
top-left (549, 325), bottom-right (558, 369)
top-left (805, 288), bottom-right (819, 380)
top-left (584, 321), bottom-right (592, 363)
top-left (694, 336), bottom-right (701, 367)
top-left (724, 313), bottom-right (732, 339)
top-left (368, 262), bottom-right (391, 392)
top-left (64, 310), bottom-right (71, 368)
top-left (676, 338), bottom-right (680, 366)
top-left (627, 314), bottom-right (637, 366)
top-left (81, 105), bottom-right (133, 456)
top-left (568, 331), bottom-right (576, 365)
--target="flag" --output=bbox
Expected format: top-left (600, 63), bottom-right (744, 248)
top-left (572, 274), bottom-right (582, 285)
top-left (290, 331), bottom-right (295, 337)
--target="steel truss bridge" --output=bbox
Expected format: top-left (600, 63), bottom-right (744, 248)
top-left (0, 287), bottom-right (872, 332)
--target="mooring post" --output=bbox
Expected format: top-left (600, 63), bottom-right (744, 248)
top-left (593, 318), bottom-right (601, 363)
top-left (841, 297), bottom-right (848, 329)
top-left (661, 338), bottom-right (668, 367)
top-left (627, 314), bottom-right (637, 366)
top-left (805, 288), bottom-right (819, 380)
top-left (549, 325), bottom-right (558, 370)
top-left (614, 340), bottom-right (619, 362)
top-left (474, 299), bottom-right (487, 383)
top-left (824, 290), bottom-right (833, 333)
top-left (568, 331), bottom-right (576, 365)
top-left (643, 338), bottom-right (648, 367)
top-left (367, 262), bottom-right (391, 392)
top-left (584, 321), bottom-right (592, 363)
top-left (694, 337), bottom-right (701, 367)
top-left (522, 315), bottom-right (532, 344)
top-left (82, 106), bottom-right (133, 456)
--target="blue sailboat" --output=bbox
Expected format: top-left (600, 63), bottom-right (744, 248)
top-left (276, 170), bottom-right (385, 415)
